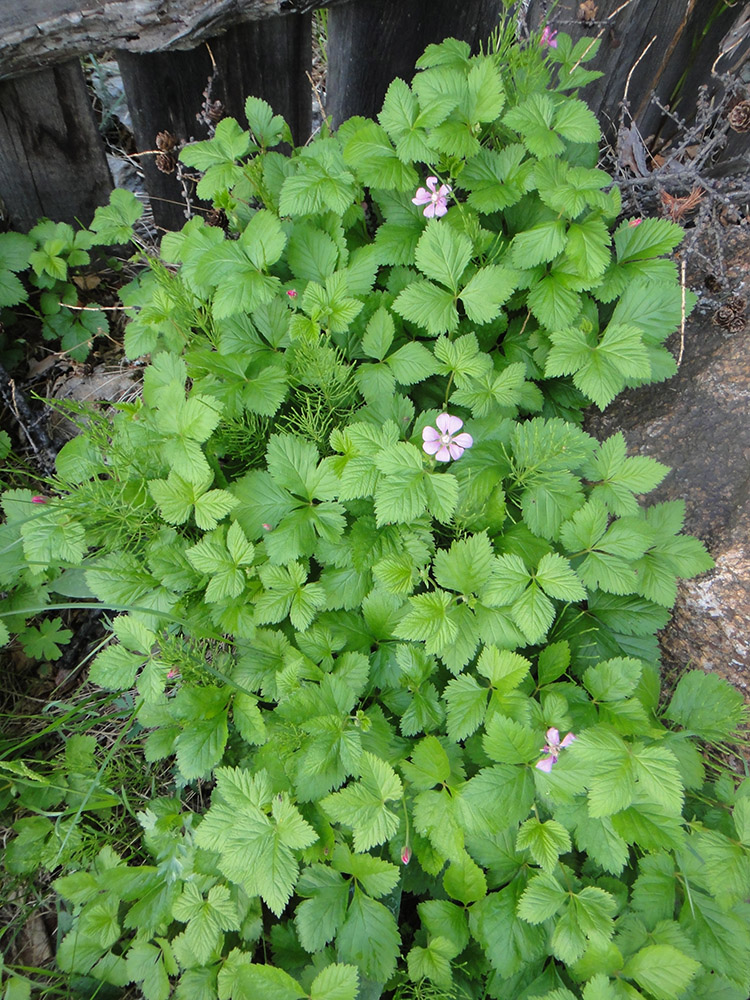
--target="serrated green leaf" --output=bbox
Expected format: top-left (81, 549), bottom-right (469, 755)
top-left (517, 817), bottom-right (572, 872)
top-left (337, 888), bottom-right (400, 983)
top-left (623, 944), bottom-right (700, 1000)
top-left (393, 278), bottom-right (459, 335)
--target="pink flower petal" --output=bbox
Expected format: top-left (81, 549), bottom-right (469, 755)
top-left (448, 442), bottom-right (466, 460)
top-left (436, 413), bottom-right (463, 435)
top-left (437, 184), bottom-right (451, 198)
top-left (536, 756), bottom-right (555, 773)
top-left (423, 438), bottom-right (442, 456)
top-left (545, 727), bottom-right (561, 747)
top-left (433, 201), bottom-right (448, 218)
top-left (435, 445), bottom-right (452, 462)
top-left (560, 732), bottom-right (576, 748)
top-left (422, 426), bottom-right (441, 442)
top-left (425, 176), bottom-right (439, 191)
top-left (423, 202), bottom-right (438, 218)
top-left (412, 188), bottom-right (432, 206)
top-left (452, 432), bottom-right (473, 449)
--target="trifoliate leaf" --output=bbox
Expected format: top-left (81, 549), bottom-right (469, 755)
top-left (516, 817), bottom-right (572, 872)
top-left (321, 752), bottom-right (403, 852)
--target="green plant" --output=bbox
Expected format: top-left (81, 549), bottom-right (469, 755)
top-left (0, 190), bottom-right (142, 363)
top-left (3, 16), bottom-right (748, 1000)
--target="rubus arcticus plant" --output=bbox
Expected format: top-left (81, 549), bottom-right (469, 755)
top-left (2, 15), bottom-right (749, 1000)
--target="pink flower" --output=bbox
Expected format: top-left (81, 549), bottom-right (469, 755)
top-left (286, 289), bottom-right (298, 299)
top-left (401, 845), bottom-right (412, 865)
top-left (31, 495), bottom-right (47, 504)
top-left (540, 26), bottom-right (558, 48)
top-left (412, 176), bottom-right (451, 219)
top-left (536, 728), bottom-right (576, 772)
top-left (422, 413), bottom-right (473, 463)
top-left (167, 668), bottom-right (180, 680)
top-left (628, 218), bottom-right (642, 227)
top-left (262, 523), bottom-right (272, 531)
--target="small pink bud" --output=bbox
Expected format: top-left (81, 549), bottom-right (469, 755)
top-left (31, 495), bottom-right (47, 504)
top-left (286, 289), bottom-right (298, 299)
top-left (628, 218), bottom-right (642, 227)
top-left (262, 523), bottom-right (272, 531)
top-left (166, 668), bottom-right (180, 680)
top-left (401, 846), bottom-right (412, 865)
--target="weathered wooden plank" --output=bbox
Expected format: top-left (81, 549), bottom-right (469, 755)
top-left (525, 0), bottom-right (749, 140)
top-left (116, 13), bottom-right (311, 229)
top-left (326, 0), bottom-right (506, 125)
top-left (0, 0), bottom-right (346, 81)
top-left (0, 60), bottom-right (112, 231)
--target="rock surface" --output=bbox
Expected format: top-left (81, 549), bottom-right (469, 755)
top-left (586, 224), bottom-right (750, 697)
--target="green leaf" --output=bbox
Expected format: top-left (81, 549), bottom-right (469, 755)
top-left (553, 98), bottom-right (601, 144)
top-left (217, 957), bottom-right (305, 1000)
top-left (245, 96), bottom-right (286, 146)
top-left (443, 851), bottom-right (487, 905)
top-left (623, 944), bottom-right (700, 1000)
top-left (535, 552), bottom-right (586, 602)
top-left (511, 220), bottom-right (568, 268)
top-left (386, 341), bottom-right (438, 384)
top-left (401, 735), bottom-right (451, 790)
top-left (517, 871), bottom-right (567, 923)
top-left (180, 117), bottom-right (251, 170)
top-left (295, 866), bottom-right (349, 953)
top-left (407, 937), bottom-right (455, 989)
top-left (444, 673), bottom-right (487, 742)
top-left (584, 657), bottom-right (642, 701)
top-left (337, 888), bottom-right (400, 983)
top-left (126, 941), bottom-right (171, 1000)
top-left (665, 670), bottom-right (745, 741)
top-left (516, 817), bottom-right (572, 872)
top-left (343, 121), bottom-right (418, 191)
top-left (415, 220), bottom-right (472, 291)
top-left (89, 188), bottom-right (143, 244)
top-left (196, 768), bottom-right (317, 916)
top-left (239, 210), bottom-right (287, 270)
top-left (614, 218), bottom-right (684, 263)
top-left (546, 323), bottom-right (649, 409)
top-left (321, 752), bottom-right (403, 852)
top-left (459, 265), bottom-right (519, 324)
top-left (527, 271), bottom-right (581, 329)
top-left (482, 715), bottom-right (538, 765)
top-left (310, 964), bottom-right (359, 1000)
top-left (434, 532), bottom-right (494, 595)
top-left (393, 278), bottom-right (459, 335)
top-left (20, 617), bottom-right (73, 661)
top-left (503, 94), bottom-right (565, 158)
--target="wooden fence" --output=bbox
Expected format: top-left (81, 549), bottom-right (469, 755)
top-left (0, 0), bottom-right (748, 233)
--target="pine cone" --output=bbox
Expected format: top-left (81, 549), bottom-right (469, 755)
top-left (714, 305), bottom-right (736, 327)
top-left (156, 130), bottom-right (178, 152)
top-left (728, 100), bottom-right (750, 133)
top-left (155, 152), bottom-right (177, 174)
top-left (205, 208), bottom-right (229, 230)
top-left (729, 314), bottom-right (747, 333)
top-left (206, 100), bottom-right (225, 123)
top-left (726, 296), bottom-right (747, 317)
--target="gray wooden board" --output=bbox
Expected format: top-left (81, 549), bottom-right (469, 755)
top-left (0, 60), bottom-right (112, 230)
top-left (0, 0), bottom-right (349, 80)
top-left (116, 12), bottom-right (312, 230)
